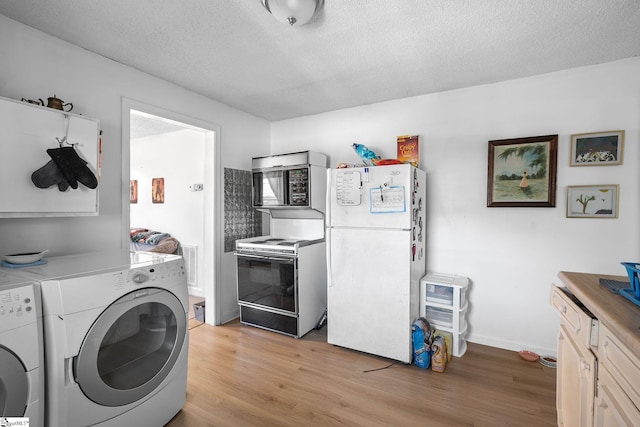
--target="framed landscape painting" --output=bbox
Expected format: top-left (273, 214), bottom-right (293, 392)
top-left (566, 185), bottom-right (619, 218)
top-left (570, 130), bottom-right (624, 166)
top-left (487, 135), bottom-right (558, 207)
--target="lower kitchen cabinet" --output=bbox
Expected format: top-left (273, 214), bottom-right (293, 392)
top-left (594, 365), bottom-right (640, 426)
top-left (553, 272), bottom-right (640, 427)
top-left (557, 323), bottom-right (596, 426)
top-left (594, 323), bottom-right (640, 426)
top-left (552, 284), bottom-right (597, 426)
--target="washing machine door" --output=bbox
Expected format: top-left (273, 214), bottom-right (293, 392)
top-left (0, 346), bottom-right (29, 416)
top-left (74, 287), bottom-right (186, 407)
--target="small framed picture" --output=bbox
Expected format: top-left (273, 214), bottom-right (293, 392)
top-left (566, 185), bottom-right (619, 218)
top-left (570, 130), bottom-right (624, 166)
top-left (130, 180), bottom-right (138, 204)
top-left (152, 178), bottom-right (164, 204)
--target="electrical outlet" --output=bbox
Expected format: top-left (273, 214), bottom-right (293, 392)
top-left (189, 183), bottom-right (203, 191)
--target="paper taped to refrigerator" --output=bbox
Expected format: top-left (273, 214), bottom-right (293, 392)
top-left (336, 170), bottom-right (361, 206)
top-left (370, 185), bottom-right (405, 213)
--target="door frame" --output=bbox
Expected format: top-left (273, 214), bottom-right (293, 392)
top-left (121, 97), bottom-right (222, 325)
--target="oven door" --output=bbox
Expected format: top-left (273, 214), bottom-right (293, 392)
top-left (236, 252), bottom-right (297, 314)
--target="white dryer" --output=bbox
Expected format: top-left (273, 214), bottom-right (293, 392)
top-left (13, 250), bottom-right (189, 427)
top-left (0, 270), bottom-right (44, 427)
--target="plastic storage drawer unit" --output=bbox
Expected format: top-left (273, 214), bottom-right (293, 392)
top-left (426, 305), bottom-right (468, 330)
top-left (420, 272), bottom-right (470, 357)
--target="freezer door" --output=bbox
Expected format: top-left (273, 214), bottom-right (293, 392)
top-left (327, 227), bottom-right (415, 363)
top-left (327, 164), bottom-right (415, 229)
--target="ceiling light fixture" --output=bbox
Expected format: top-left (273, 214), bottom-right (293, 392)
top-left (261, 0), bottom-right (324, 26)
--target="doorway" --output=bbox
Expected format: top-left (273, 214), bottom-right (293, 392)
top-left (122, 98), bottom-right (222, 325)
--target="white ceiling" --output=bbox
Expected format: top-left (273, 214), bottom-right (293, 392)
top-left (2, 0), bottom-right (639, 122)
top-left (129, 111), bottom-right (190, 140)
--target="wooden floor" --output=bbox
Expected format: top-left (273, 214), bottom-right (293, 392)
top-left (167, 320), bottom-right (557, 427)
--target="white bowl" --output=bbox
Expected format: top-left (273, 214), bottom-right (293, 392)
top-left (3, 250), bottom-right (49, 264)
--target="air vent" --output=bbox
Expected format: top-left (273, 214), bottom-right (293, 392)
top-left (181, 245), bottom-right (198, 287)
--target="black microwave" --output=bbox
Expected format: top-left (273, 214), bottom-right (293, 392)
top-left (252, 167), bottom-right (309, 207)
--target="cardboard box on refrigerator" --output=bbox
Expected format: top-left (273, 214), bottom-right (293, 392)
top-left (397, 135), bottom-right (419, 167)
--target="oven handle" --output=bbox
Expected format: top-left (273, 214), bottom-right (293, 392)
top-left (234, 252), bottom-right (296, 264)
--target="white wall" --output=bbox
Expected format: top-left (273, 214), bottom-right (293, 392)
top-left (0, 16), bottom-right (270, 324)
top-left (131, 129), bottom-right (205, 241)
top-left (3, 14), bottom-right (638, 353)
top-left (271, 58), bottom-right (640, 355)
top-left (131, 128), bottom-right (206, 296)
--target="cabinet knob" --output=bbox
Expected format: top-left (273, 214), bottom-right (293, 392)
top-left (561, 305), bottom-right (567, 313)
top-left (581, 360), bottom-right (590, 371)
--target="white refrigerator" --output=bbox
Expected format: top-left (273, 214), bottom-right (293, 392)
top-left (326, 164), bottom-right (426, 363)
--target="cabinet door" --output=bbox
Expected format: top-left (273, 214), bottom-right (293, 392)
top-left (557, 323), bottom-right (596, 427)
top-left (0, 96), bottom-right (99, 217)
top-left (594, 365), bottom-right (640, 427)
top-left (599, 324), bottom-right (640, 408)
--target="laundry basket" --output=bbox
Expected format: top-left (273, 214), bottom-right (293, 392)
top-left (620, 262), bottom-right (640, 306)
top-left (193, 301), bottom-right (205, 322)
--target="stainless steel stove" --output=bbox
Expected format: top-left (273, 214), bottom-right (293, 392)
top-left (235, 235), bottom-right (326, 338)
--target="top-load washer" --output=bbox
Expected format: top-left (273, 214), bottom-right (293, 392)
top-left (11, 250), bottom-right (189, 427)
top-left (0, 269), bottom-right (44, 427)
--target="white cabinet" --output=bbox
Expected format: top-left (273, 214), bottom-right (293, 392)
top-left (551, 285), bottom-right (598, 427)
top-left (594, 324), bottom-right (640, 426)
top-left (0, 96), bottom-right (100, 217)
top-left (420, 273), bottom-right (469, 356)
top-left (557, 323), bottom-right (596, 426)
top-left (552, 277), bottom-right (640, 427)
top-left (594, 365), bottom-right (640, 426)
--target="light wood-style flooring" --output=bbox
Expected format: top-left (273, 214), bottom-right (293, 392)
top-left (167, 320), bottom-right (557, 426)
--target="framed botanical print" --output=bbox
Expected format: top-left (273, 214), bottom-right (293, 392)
top-left (487, 135), bottom-right (558, 207)
top-left (566, 185), bottom-right (619, 218)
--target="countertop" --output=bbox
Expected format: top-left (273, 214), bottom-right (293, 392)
top-left (557, 271), bottom-right (640, 356)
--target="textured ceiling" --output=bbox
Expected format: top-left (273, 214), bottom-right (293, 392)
top-left (130, 111), bottom-right (189, 140)
top-left (1, 1), bottom-right (639, 121)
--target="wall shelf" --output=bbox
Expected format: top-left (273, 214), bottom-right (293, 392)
top-left (0, 96), bottom-right (100, 217)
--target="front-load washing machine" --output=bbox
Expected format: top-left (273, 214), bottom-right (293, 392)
top-left (12, 250), bottom-right (189, 427)
top-left (0, 270), bottom-right (45, 427)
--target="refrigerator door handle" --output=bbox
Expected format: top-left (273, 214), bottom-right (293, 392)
top-left (325, 169), bottom-right (332, 229)
top-left (326, 229), bottom-right (333, 287)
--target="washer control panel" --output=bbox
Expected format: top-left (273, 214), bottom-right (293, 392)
top-left (0, 284), bottom-right (36, 330)
top-left (126, 258), bottom-right (186, 286)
